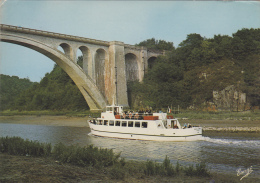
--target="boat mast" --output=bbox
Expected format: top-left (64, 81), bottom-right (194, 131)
top-left (115, 65), bottom-right (118, 105)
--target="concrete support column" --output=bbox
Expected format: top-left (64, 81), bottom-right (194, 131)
top-left (89, 49), bottom-right (95, 81)
top-left (107, 41), bottom-right (129, 107)
top-left (140, 47), bottom-right (148, 82)
top-left (72, 48), bottom-right (77, 63)
top-left (82, 52), bottom-right (89, 74)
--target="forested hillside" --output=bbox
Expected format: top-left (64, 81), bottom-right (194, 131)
top-left (129, 28), bottom-right (260, 110)
top-left (11, 57), bottom-right (89, 111)
top-left (0, 75), bottom-right (35, 110)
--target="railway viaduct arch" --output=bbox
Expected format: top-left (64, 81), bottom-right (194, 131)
top-left (0, 24), bottom-right (163, 111)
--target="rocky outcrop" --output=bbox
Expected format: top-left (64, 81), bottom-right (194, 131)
top-left (213, 85), bottom-right (250, 111)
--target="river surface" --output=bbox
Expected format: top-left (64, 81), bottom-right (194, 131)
top-left (0, 123), bottom-right (259, 179)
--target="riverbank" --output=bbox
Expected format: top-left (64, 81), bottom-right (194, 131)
top-left (1, 153), bottom-right (258, 183)
top-left (1, 115), bottom-right (260, 132)
top-left (0, 115), bottom-right (89, 127)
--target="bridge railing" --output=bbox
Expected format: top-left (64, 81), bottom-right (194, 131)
top-left (1, 23), bottom-right (164, 55)
top-left (124, 43), bottom-right (164, 54)
top-left (0, 24), bottom-right (110, 46)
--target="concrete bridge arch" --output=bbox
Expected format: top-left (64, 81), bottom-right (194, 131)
top-left (0, 24), bottom-right (163, 110)
top-left (0, 33), bottom-right (107, 111)
top-left (148, 56), bottom-right (157, 69)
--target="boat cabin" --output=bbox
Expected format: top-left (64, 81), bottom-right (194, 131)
top-left (93, 105), bottom-right (183, 130)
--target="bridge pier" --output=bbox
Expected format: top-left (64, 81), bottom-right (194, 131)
top-left (107, 41), bottom-right (128, 107)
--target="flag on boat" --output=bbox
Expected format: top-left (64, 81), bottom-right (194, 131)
top-left (167, 106), bottom-right (171, 113)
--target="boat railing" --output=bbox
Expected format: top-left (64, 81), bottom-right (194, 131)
top-left (115, 112), bottom-right (154, 120)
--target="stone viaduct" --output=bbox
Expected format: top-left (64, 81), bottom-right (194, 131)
top-left (0, 24), bottom-right (163, 111)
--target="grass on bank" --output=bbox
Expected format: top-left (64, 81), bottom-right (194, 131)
top-left (1, 109), bottom-right (260, 120)
top-left (0, 110), bottom-right (100, 118)
top-left (0, 136), bottom-right (210, 180)
top-left (173, 110), bottom-right (260, 120)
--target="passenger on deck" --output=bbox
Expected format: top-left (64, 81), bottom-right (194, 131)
top-left (129, 112), bottom-right (133, 119)
top-left (122, 112), bottom-right (126, 119)
top-left (134, 112), bottom-right (139, 119)
top-left (188, 123), bottom-right (192, 128)
top-left (183, 123), bottom-right (187, 129)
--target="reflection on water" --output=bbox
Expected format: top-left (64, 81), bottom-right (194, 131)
top-left (0, 123), bottom-right (259, 178)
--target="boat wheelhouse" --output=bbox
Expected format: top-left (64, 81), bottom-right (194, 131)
top-left (88, 105), bottom-right (202, 141)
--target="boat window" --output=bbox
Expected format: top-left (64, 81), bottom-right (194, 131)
top-left (115, 121), bottom-right (120, 126)
top-left (135, 121), bottom-right (140, 128)
top-left (99, 120), bottom-right (103, 125)
top-left (128, 121), bottom-right (133, 127)
top-left (142, 122), bottom-right (148, 128)
top-left (107, 107), bottom-right (113, 112)
top-left (104, 120), bottom-right (108, 125)
top-left (122, 121), bottom-right (127, 127)
top-left (109, 120), bottom-right (114, 126)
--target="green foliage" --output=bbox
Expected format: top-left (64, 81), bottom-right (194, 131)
top-left (175, 161), bottom-right (181, 173)
top-left (0, 136), bottom-right (121, 168)
top-left (184, 163), bottom-right (210, 177)
top-left (136, 38), bottom-right (175, 51)
top-left (144, 156), bottom-right (175, 176)
top-left (0, 75), bottom-right (35, 111)
top-left (144, 160), bottom-right (159, 176)
top-left (52, 143), bottom-right (121, 168)
top-left (0, 136), bottom-right (52, 157)
top-left (128, 28), bottom-right (260, 109)
top-left (144, 156), bottom-right (209, 177)
top-left (12, 57), bottom-right (89, 111)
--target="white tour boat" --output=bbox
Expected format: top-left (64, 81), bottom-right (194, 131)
top-left (88, 105), bottom-right (202, 141)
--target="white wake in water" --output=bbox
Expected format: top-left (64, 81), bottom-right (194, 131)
top-left (203, 136), bottom-right (260, 148)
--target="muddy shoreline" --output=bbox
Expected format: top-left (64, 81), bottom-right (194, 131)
top-left (0, 115), bottom-right (260, 132)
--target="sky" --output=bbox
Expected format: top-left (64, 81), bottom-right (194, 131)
top-left (0, 0), bottom-right (259, 82)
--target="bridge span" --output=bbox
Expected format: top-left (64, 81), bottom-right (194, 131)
top-left (0, 24), bottom-right (163, 111)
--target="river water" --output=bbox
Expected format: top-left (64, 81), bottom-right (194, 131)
top-left (0, 123), bottom-right (259, 179)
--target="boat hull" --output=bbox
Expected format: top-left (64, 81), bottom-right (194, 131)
top-left (88, 123), bottom-right (203, 142)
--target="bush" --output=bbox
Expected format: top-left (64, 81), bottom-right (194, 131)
top-left (144, 156), bottom-right (175, 176)
top-left (162, 156), bottom-right (175, 176)
top-left (184, 163), bottom-right (210, 177)
top-left (175, 161), bottom-right (181, 173)
top-left (144, 157), bottom-right (210, 178)
top-left (184, 164), bottom-right (195, 176)
top-left (195, 163), bottom-right (210, 177)
top-left (144, 160), bottom-right (156, 176)
top-left (52, 143), bottom-right (121, 167)
top-left (0, 136), bottom-right (52, 156)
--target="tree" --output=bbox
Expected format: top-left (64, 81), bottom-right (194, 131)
top-left (0, 75), bottom-right (35, 110)
top-left (136, 38), bottom-right (175, 51)
top-left (12, 57), bottom-right (89, 111)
